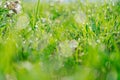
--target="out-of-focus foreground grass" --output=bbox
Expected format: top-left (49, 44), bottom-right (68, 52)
top-left (0, 0), bottom-right (120, 80)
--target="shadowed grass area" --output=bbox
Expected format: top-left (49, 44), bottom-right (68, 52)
top-left (0, 0), bottom-right (120, 80)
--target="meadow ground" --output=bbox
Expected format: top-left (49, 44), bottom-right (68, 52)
top-left (0, 0), bottom-right (120, 80)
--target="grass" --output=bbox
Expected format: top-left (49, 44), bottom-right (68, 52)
top-left (0, 0), bottom-right (120, 80)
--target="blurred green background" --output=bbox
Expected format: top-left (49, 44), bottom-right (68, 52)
top-left (0, 0), bottom-right (120, 80)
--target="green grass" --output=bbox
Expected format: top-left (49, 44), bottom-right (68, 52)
top-left (0, 0), bottom-right (120, 80)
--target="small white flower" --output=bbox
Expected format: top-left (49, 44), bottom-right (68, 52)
top-left (41, 18), bottom-right (46, 23)
top-left (16, 13), bottom-right (29, 30)
top-left (9, 10), bottom-right (14, 14)
top-left (4, 0), bottom-right (22, 14)
top-left (6, 1), bottom-right (10, 6)
top-left (14, 3), bottom-right (22, 13)
top-left (78, 38), bottom-right (81, 41)
top-left (58, 40), bottom-right (78, 57)
top-left (21, 61), bottom-right (33, 71)
top-left (96, 39), bottom-right (101, 43)
top-left (69, 40), bottom-right (78, 49)
top-left (4, 1), bottom-right (10, 8)
top-left (0, 1), bottom-right (2, 6)
top-left (74, 11), bottom-right (86, 24)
